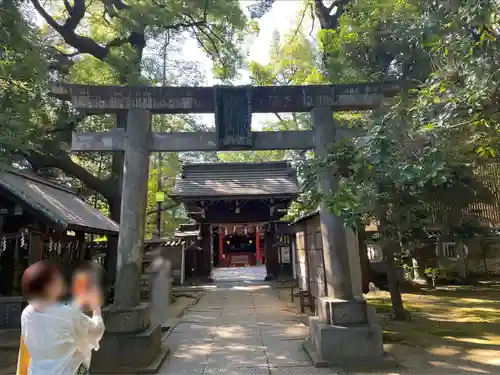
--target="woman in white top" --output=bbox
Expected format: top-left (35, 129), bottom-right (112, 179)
top-left (20, 261), bottom-right (105, 375)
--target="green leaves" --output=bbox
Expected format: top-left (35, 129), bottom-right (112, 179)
top-left (0, 2), bottom-right (53, 155)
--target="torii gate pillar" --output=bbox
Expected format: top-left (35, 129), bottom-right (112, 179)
top-left (91, 108), bottom-right (168, 373)
top-left (302, 106), bottom-right (394, 370)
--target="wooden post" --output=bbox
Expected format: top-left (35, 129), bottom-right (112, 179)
top-left (180, 244), bottom-right (186, 285)
top-left (255, 227), bottom-right (262, 265)
top-left (264, 227), bottom-right (277, 280)
top-left (28, 225), bottom-right (43, 265)
top-left (218, 230), bottom-right (224, 267)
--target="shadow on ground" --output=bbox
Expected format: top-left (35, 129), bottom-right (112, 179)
top-left (364, 281), bottom-right (500, 374)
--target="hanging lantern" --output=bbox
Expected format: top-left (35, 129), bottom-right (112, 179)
top-left (244, 226), bottom-right (248, 235)
top-left (155, 191), bottom-right (165, 203)
top-left (57, 241), bottom-right (62, 255)
top-left (49, 237), bottom-right (54, 253)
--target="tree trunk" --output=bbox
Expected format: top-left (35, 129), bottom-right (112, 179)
top-left (384, 240), bottom-right (407, 320)
top-left (378, 212), bottom-right (407, 321)
top-left (483, 256), bottom-right (490, 279)
top-left (357, 226), bottom-right (371, 294)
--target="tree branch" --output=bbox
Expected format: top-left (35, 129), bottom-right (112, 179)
top-left (30, 0), bottom-right (63, 32)
top-left (273, 113), bottom-right (284, 122)
top-left (103, 0), bottom-right (129, 17)
top-left (23, 150), bottom-right (115, 200)
top-left (290, 3), bottom-right (309, 43)
top-left (62, 0), bottom-right (86, 31)
top-left (30, 0), bottom-right (135, 61)
top-left (63, 0), bottom-right (73, 14)
top-left (309, 4), bottom-right (316, 37)
top-left (32, 0), bottom-right (211, 64)
top-left (314, 0), bottom-right (351, 30)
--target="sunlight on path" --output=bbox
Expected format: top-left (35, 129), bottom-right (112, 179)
top-left (159, 280), bottom-right (341, 375)
top-left (212, 266), bottom-right (267, 282)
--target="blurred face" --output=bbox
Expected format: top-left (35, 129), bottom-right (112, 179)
top-left (45, 272), bottom-right (65, 302)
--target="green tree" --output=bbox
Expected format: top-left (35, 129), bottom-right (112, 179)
top-left (0, 1), bottom-right (56, 157)
top-left (252, 0), bottom-right (498, 319)
top-left (407, 0), bottom-right (500, 157)
top-left (21, 0), bottom-right (250, 222)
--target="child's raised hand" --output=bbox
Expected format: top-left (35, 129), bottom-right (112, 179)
top-left (86, 287), bottom-right (102, 310)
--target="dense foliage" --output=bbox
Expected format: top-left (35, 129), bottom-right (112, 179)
top-left (2, 0), bottom-right (500, 316)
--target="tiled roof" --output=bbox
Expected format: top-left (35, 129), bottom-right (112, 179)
top-left (171, 162), bottom-right (299, 199)
top-left (0, 168), bottom-right (119, 234)
top-left (290, 209), bottom-right (319, 226)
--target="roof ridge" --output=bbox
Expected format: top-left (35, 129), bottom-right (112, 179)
top-left (182, 161), bottom-right (291, 168)
top-left (181, 162), bottom-right (293, 173)
top-left (0, 166), bottom-right (77, 195)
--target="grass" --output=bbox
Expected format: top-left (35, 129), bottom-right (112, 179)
top-left (364, 282), bottom-right (500, 373)
top-left (276, 281), bottom-right (500, 372)
top-left (366, 282), bottom-right (500, 347)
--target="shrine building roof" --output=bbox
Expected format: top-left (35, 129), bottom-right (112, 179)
top-left (0, 167), bottom-right (119, 234)
top-left (171, 161), bottom-right (299, 200)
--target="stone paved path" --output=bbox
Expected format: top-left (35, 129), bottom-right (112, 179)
top-left (159, 279), bottom-right (341, 375)
top-left (212, 265), bottom-right (267, 282)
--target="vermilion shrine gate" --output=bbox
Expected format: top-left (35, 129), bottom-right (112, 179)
top-left (51, 81), bottom-right (402, 372)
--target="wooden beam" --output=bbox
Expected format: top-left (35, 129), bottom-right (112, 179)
top-left (51, 81), bottom-right (405, 114)
top-left (71, 129), bottom-right (358, 152)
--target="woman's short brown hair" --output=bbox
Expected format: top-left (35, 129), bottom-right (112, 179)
top-left (21, 261), bottom-right (61, 299)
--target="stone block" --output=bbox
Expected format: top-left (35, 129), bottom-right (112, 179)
top-left (303, 316), bottom-right (396, 371)
top-left (149, 258), bottom-right (172, 327)
top-left (316, 297), bottom-right (367, 325)
top-left (103, 302), bottom-right (150, 333)
top-left (319, 321), bottom-right (383, 359)
top-left (90, 323), bottom-right (168, 373)
top-left (366, 304), bottom-right (379, 324)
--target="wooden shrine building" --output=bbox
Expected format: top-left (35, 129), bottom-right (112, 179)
top-left (170, 161), bottom-right (299, 280)
top-left (0, 167), bottom-right (119, 328)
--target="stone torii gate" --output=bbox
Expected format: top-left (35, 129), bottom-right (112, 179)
top-left (51, 81), bottom-right (402, 371)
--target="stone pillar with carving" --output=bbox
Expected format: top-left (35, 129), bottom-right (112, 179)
top-left (302, 106), bottom-right (392, 370)
top-left (91, 108), bottom-right (168, 374)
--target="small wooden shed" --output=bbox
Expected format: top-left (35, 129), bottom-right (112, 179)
top-left (289, 210), bottom-right (369, 311)
top-left (0, 167), bottom-right (119, 328)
